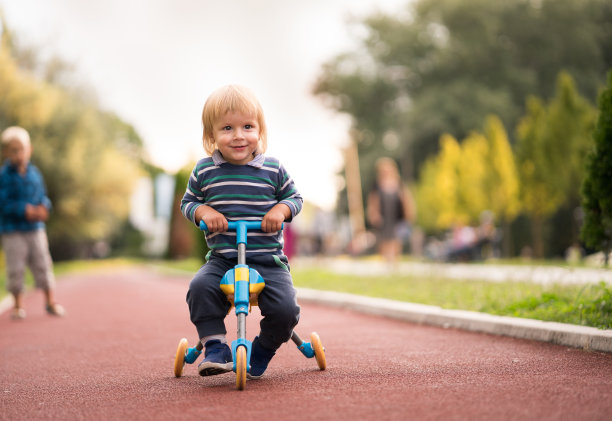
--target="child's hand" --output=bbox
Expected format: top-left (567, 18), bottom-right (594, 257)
top-left (25, 204), bottom-right (38, 222)
top-left (196, 206), bottom-right (228, 232)
top-left (25, 204), bottom-right (49, 222)
top-left (36, 205), bottom-right (49, 222)
top-left (262, 204), bottom-right (290, 232)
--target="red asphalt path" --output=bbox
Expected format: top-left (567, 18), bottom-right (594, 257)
top-left (1, 266), bottom-right (611, 420)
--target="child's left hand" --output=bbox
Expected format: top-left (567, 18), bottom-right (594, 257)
top-left (262, 204), bottom-right (290, 232)
top-left (36, 205), bottom-right (49, 221)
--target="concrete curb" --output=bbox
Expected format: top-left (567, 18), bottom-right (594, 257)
top-left (296, 288), bottom-right (612, 354)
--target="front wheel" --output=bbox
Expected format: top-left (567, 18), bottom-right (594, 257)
top-left (310, 332), bottom-right (326, 370)
top-left (173, 338), bottom-right (188, 377)
top-left (235, 345), bottom-right (247, 390)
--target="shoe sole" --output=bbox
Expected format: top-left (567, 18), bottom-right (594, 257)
top-left (246, 373), bottom-right (263, 380)
top-left (198, 362), bottom-right (233, 376)
top-left (46, 304), bottom-right (65, 317)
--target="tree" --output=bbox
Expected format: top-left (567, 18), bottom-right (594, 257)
top-left (516, 73), bottom-right (596, 257)
top-left (548, 73), bottom-right (598, 206)
top-left (482, 115), bottom-right (520, 254)
top-left (581, 70), bottom-right (612, 266)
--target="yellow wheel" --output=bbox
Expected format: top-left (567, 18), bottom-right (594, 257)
top-left (173, 338), bottom-right (188, 377)
top-left (310, 332), bottom-right (326, 370)
top-left (235, 345), bottom-right (247, 390)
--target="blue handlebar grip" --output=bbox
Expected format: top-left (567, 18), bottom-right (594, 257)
top-left (199, 220), bottom-right (208, 231)
top-left (199, 220), bottom-right (283, 233)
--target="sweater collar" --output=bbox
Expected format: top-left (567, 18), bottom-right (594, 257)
top-left (212, 150), bottom-right (264, 168)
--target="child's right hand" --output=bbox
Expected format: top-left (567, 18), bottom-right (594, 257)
top-left (36, 205), bottom-right (49, 221)
top-left (196, 206), bottom-right (228, 232)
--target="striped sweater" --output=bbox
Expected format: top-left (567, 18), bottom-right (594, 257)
top-left (181, 151), bottom-right (303, 260)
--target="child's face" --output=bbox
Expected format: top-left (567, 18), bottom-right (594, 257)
top-left (3, 139), bottom-right (31, 170)
top-left (212, 110), bottom-right (260, 165)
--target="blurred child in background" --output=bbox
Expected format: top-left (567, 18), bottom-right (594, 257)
top-left (0, 126), bottom-right (64, 320)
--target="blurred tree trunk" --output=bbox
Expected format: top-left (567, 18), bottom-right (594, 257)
top-left (501, 219), bottom-right (513, 257)
top-left (344, 139), bottom-right (365, 234)
top-left (531, 215), bottom-right (544, 259)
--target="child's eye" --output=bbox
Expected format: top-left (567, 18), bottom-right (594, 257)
top-left (223, 125), bottom-right (232, 131)
top-left (245, 124), bottom-right (253, 129)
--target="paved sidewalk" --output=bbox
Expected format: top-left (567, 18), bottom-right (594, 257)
top-left (294, 257), bottom-right (612, 285)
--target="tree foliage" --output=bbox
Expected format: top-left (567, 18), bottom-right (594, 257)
top-left (581, 71), bottom-right (612, 265)
top-left (416, 116), bottom-right (519, 234)
top-left (456, 131), bottom-right (488, 223)
top-left (416, 134), bottom-right (462, 230)
top-left (313, 0), bottom-right (612, 201)
top-left (0, 17), bottom-right (146, 259)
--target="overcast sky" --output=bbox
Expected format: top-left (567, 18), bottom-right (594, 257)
top-left (1, 0), bottom-right (409, 209)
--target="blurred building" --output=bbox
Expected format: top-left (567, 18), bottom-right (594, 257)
top-left (129, 174), bottom-right (175, 257)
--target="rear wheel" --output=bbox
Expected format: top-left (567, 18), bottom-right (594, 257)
top-left (310, 332), bottom-right (326, 370)
top-left (235, 345), bottom-right (247, 390)
top-left (173, 338), bottom-right (188, 377)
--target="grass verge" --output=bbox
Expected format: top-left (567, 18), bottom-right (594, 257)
top-left (291, 268), bottom-right (612, 329)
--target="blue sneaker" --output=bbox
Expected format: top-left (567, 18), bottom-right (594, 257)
top-left (198, 340), bottom-right (233, 376)
top-left (247, 336), bottom-right (276, 379)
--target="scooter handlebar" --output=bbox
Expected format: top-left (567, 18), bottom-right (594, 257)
top-left (199, 220), bottom-right (266, 232)
top-left (199, 220), bottom-right (283, 245)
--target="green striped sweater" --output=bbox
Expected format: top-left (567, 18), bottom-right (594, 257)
top-left (181, 151), bottom-right (303, 259)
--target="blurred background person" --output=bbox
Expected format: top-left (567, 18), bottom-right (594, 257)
top-left (0, 126), bottom-right (64, 320)
top-left (367, 157), bottom-right (415, 266)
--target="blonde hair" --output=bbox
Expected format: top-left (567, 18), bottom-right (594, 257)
top-left (1, 126), bottom-right (31, 148)
top-left (376, 157), bottom-right (400, 182)
top-left (201, 85), bottom-right (268, 156)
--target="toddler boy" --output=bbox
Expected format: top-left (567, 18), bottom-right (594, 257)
top-left (0, 126), bottom-right (64, 320)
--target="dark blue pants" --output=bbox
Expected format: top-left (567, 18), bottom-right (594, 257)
top-left (186, 255), bottom-right (300, 351)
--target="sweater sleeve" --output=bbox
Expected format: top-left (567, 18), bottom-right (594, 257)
top-left (277, 163), bottom-right (303, 220)
top-left (180, 165), bottom-right (204, 225)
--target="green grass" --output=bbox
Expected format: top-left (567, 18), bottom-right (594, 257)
top-left (1, 258), bottom-right (610, 329)
top-left (291, 268), bottom-right (612, 329)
